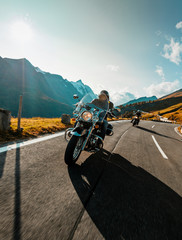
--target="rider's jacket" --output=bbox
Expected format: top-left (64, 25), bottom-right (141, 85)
top-left (136, 112), bottom-right (141, 118)
top-left (90, 99), bottom-right (114, 121)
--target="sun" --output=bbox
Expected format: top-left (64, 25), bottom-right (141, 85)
top-left (11, 21), bottom-right (33, 43)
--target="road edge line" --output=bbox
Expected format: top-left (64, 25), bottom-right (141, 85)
top-left (0, 120), bottom-right (129, 154)
top-left (151, 135), bottom-right (168, 159)
top-left (0, 131), bottom-right (65, 154)
top-left (174, 127), bottom-right (182, 137)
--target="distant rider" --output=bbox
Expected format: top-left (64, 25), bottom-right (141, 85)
top-left (131, 110), bottom-right (141, 124)
top-left (136, 110), bottom-right (141, 118)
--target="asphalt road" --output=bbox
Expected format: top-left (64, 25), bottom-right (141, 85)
top-left (0, 120), bottom-right (182, 240)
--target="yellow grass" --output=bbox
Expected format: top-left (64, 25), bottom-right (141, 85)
top-left (0, 117), bottom-right (75, 144)
top-left (108, 117), bottom-right (124, 121)
top-left (141, 113), bottom-right (155, 120)
top-left (0, 116), bottom-right (124, 144)
top-left (142, 103), bottom-right (182, 124)
top-left (10, 117), bottom-right (74, 136)
top-left (152, 103), bottom-right (182, 123)
top-left (178, 126), bottom-right (182, 134)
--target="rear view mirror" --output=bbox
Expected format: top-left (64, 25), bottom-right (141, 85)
top-left (73, 94), bottom-right (79, 99)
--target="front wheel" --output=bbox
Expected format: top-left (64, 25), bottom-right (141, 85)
top-left (64, 136), bottom-right (84, 165)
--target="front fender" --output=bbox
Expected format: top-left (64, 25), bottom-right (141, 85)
top-left (71, 132), bottom-right (82, 137)
top-left (71, 128), bottom-right (87, 137)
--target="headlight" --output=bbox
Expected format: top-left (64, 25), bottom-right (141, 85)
top-left (81, 111), bottom-right (93, 121)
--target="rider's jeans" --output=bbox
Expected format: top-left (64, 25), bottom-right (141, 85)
top-left (100, 120), bottom-right (108, 140)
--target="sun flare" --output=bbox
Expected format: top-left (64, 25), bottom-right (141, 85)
top-left (11, 21), bottom-right (33, 42)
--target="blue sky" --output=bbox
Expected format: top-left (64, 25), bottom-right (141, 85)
top-left (0, 0), bottom-right (182, 104)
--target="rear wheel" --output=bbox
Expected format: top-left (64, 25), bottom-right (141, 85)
top-left (64, 136), bottom-right (84, 165)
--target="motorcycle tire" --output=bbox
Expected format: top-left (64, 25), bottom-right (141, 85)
top-left (64, 135), bottom-right (84, 165)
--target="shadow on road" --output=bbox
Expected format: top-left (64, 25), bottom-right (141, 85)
top-left (136, 125), bottom-right (181, 142)
top-left (14, 146), bottom-right (21, 240)
top-left (0, 152), bottom-right (7, 178)
top-left (68, 150), bottom-right (182, 240)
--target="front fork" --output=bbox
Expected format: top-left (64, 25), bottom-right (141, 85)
top-left (81, 125), bottom-right (94, 150)
top-left (66, 123), bottom-right (94, 151)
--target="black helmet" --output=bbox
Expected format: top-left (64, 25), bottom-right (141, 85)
top-left (100, 90), bottom-right (109, 100)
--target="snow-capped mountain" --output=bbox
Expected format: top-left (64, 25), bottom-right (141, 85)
top-left (35, 67), bottom-right (46, 74)
top-left (71, 80), bottom-right (96, 99)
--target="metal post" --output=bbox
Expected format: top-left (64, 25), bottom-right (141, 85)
top-left (17, 95), bottom-right (23, 131)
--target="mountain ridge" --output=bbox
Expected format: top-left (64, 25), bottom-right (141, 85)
top-left (118, 88), bottom-right (182, 117)
top-left (159, 88), bottom-right (182, 100)
top-left (122, 95), bottom-right (157, 106)
top-left (0, 57), bottom-right (95, 117)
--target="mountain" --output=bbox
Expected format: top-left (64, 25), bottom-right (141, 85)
top-left (71, 80), bottom-right (95, 98)
top-left (145, 103), bottom-right (182, 123)
top-left (118, 89), bottom-right (182, 117)
top-left (122, 96), bottom-right (157, 106)
top-left (159, 88), bottom-right (182, 100)
top-left (118, 92), bottom-right (182, 116)
top-left (0, 57), bottom-right (95, 117)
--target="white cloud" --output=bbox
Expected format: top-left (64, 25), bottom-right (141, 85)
top-left (162, 38), bottom-right (182, 65)
top-left (156, 42), bottom-right (160, 47)
top-left (144, 80), bottom-right (180, 98)
top-left (106, 65), bottom-right (120, 72)
top-left (155, 66), bottom-right (165, 81)
top-left (93, 83), bottom-right (105, 94)
top-left (110, 91), bottom-right (136, 106)
top-left (176, 21), bottom-right (182, 30)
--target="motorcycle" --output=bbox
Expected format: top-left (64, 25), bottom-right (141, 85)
top-left (131, 117), bottom-right (139, 126)
top-left (64, 93), bottom-right (114, 165)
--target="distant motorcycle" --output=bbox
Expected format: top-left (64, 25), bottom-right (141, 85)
top-left (64, 93), bottom-right (114, 165)
top-left (131, 117), bottom-right (139, 126)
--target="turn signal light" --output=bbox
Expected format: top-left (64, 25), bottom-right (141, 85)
top-left (95, 124), bottom-right (99, 129)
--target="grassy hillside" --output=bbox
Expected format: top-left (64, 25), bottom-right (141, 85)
top-left (159, 88), bottom-right (182, 100)
top-left (119, 96), bottom-right (182, 116)
top-left (142, 103), bottom-right (182, 123)
top-left (153, 103), bottom-right (182, 122)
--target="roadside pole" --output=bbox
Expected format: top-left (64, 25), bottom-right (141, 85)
top-left (17, 95), bottom-right (23, 131)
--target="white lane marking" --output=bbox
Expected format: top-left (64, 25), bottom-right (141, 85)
top-left (174, 127), bottom-right (182, 137)
top-left (152, 125), bottom-right (155, 128)
top-left (122, 130), bottom-right (128, 137)
top-left (110, 120), bottom-right (129, 123)
top-left (112, 130), bottom-right (128, 153)
top-left (152, 135), bottom-right (168, 159)
top-left (0, 132), bottom-right (65, 154)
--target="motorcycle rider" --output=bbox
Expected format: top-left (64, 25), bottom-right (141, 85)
top-left (131, 110), bottom-right (141, 124)
top-left (91, 90), bottom-right (114, 144)
top-left (136, 110), bottom-right (141, 123)
top-left (136, 110), bottom-right (141, 118)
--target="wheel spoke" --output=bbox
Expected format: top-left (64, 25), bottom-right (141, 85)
top-left (73, 137), bottom-right (84, 160)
